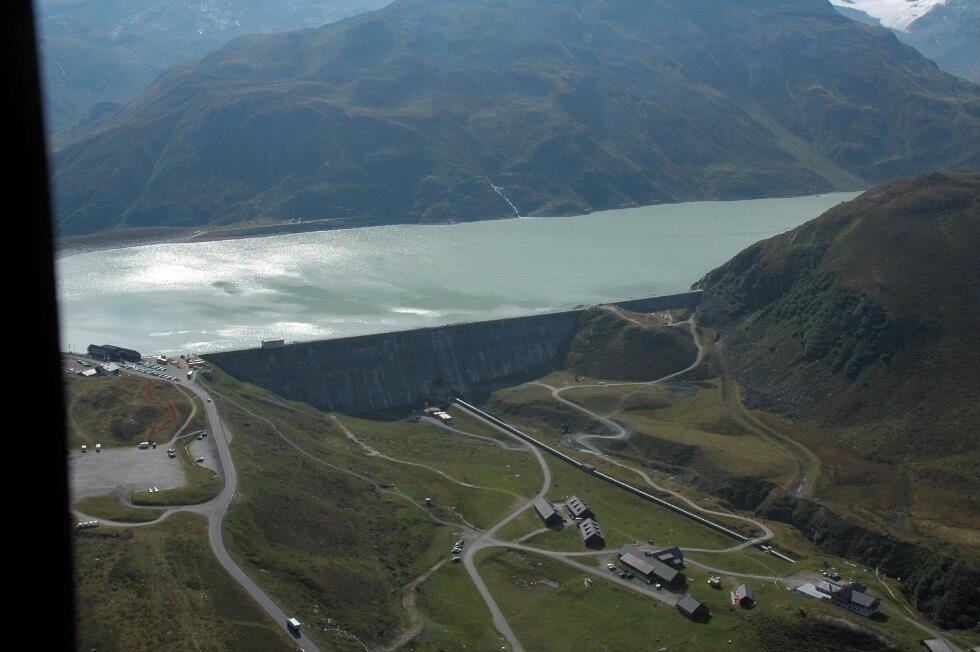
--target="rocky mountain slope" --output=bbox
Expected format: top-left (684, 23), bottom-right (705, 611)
top-left (53, 0), bottom-right (980, 237)
top-left (698, 171), bottom-right (979, 465)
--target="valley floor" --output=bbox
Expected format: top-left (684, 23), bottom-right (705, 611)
top-left (68, 307), bottom-right (979, 651)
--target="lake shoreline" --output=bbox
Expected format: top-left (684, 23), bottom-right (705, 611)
top-left (54, 188), bottom-right (863, 259)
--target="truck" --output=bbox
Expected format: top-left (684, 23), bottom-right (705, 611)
top-left (286, 617), bottom-right (302, 633)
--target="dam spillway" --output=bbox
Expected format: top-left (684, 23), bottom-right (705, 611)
top-left (203, 292), bottom-right (702, 414)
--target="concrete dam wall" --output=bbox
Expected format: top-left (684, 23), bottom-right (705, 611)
top-left (204, 292), bottom-right (702, 414)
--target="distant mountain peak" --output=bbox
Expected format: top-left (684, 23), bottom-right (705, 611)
top-left (828, 0), bottom-right (948, 31)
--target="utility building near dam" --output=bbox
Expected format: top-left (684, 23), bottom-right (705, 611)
top-left (618, 545), bottom-right (685, 587)
top-left (87, 344), bottom-right (141, 363)
top-left (533, 498), bottom-right (564, 527)
top-left (566, 495), bottom-right (594, 520)
top-left (579, 519), bottom-right (605, 549)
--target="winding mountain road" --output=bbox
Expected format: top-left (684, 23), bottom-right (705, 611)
top-left (533, 318), bottom-right (776, 550)
top-left (74, 366), bottom-right (320, 652)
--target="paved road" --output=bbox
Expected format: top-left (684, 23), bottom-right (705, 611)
top-left (181, 379), bottom-right (321, 652)
top-left (74, 361), bottom-right (319, 652)
top-left (533, 318), bottom-right (776, 552)
top-left (460, 413), bottom-right (553, 652)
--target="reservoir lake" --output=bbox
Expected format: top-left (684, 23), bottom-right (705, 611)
top-left (57, 192), bottom-right (859, 355)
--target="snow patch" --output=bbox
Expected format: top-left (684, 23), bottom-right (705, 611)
top-left (829, 0), bottom-right (947, 31)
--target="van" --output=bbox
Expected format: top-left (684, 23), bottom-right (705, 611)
top-left (95, 443), bottom-right (101, 453)
top-left (81, 444), bottom-right (87, 453)
top-left (286, 617), bottom-right (302, 632)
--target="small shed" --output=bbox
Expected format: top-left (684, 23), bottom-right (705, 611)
top-left (676, 595), bottom-right (709, 621)
top-left (620, 546), bottom-right (684, 587)
top-left (733, 583), bottom-right (754, 607)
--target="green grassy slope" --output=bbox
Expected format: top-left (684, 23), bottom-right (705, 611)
top-left (203, 368), bottom-right (547, 650)
top-left (65, 373), bottom-right (193, 448)
top-left (73, 513), bottom-right (294, 651)
top-left (37, 0), bottom-right (390, 141)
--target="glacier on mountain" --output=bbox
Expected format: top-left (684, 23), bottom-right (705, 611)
top-left (828, 0), bottom-right (947, 31)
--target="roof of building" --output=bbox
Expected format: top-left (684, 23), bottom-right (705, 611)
top-left (653, 546), bottom-right (684, 565)
top-left (676, 595), bottom-right (706, 616)
top-left (619, 546), bottom-right (680, 583)
top-left (579, 518), bottom-right (603, 540)
top-left (795, 582), bottom-right (827, 599)
top-left (816, 579), bottom-right (842, 594)
top-left (849, 589), bottom-right (879, 608)
top-left (533, 497), bottom-right (559, 522)
top-left (619, 550), bottom-right (656, 576)
top-left (921, 640), bottom-right (955, 652)
top-left (88, 343), bottom-right (141, 356)
top-left (567, 495), bottom-right (592, 517)
top-left (735, 584), bottom-right (754, 601)
top-left (80, 368), bottom-right (98, 377)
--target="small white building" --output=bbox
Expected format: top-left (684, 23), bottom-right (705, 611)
top-left (101, 362), bottom-right (121, 375)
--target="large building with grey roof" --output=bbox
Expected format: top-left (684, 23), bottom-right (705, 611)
top-left (618, 545), bottom-right (685, 587)
top-left (815, 580), bottom-right (880, 617)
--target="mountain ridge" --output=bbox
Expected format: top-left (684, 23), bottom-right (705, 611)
top-left (36, 0), bottom-right (391, 145)
top-left (831, 0), bottom-right (980, 82)
top-left (54, 0), bottom-right (980, 236)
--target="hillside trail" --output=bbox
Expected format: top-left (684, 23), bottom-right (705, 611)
top-left (708, 334), bottom-right (823, 498)
top-left (530, 317), bottom-right (775, 549)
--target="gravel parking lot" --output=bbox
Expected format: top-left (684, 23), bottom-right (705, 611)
top-left (69, 447), bottom-right (187, 500)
